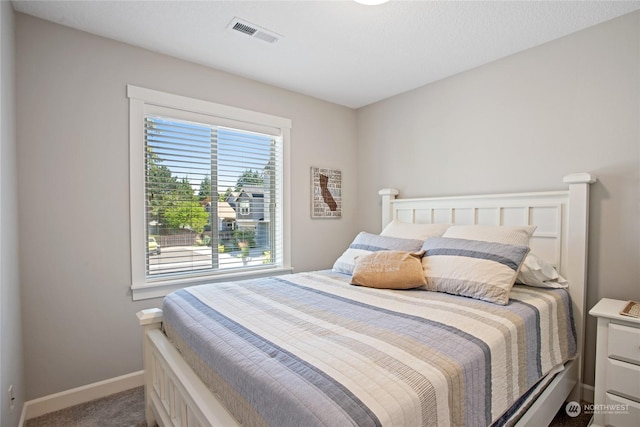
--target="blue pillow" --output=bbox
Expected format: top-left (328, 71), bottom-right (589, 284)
top-left (332, 232), bottom-right (424, 275)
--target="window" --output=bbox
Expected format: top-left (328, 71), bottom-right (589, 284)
top-left (128, 86), bottom-right (291, 300)
top-left (239, 201), bottom-right (251, 216)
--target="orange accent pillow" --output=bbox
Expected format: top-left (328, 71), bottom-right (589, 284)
top-left (351, 250), bottom-right (426, 290)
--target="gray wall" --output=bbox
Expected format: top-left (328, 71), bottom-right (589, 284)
top-left (1, 2), bottom-right (24, 426)
top-left (16, 14), bottom-right (357, 400)
top-left (356, 11), bottom-right (640, 389)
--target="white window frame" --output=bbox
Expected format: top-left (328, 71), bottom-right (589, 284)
top-left (128, 85), bottom-right (292, 300)
top-left (239, 200), bottom-right (251, 215)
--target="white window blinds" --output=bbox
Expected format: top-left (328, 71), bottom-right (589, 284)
top-left (144, 115), bottom-right (283, 278)
top-left (128, 85), bottom-right (291, 299)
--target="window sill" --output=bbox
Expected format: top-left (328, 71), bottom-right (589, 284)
top-left (130, 266), bottom-right (294, 301)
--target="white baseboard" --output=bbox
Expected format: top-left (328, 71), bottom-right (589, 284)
top-left (582, 383), bottom-right (594, 403)
top-left (19, 371), bottom-right (144, 425)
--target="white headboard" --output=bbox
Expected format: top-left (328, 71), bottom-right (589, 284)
top-left (379, 172), bottom-right (596, 399)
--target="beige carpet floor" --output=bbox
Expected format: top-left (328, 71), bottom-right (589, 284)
top-left (25, 386), bottom-right (146, 427)
top-left (24, 385), bottom-right (592, 426)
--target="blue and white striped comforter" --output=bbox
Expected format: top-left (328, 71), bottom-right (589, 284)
top-left (162, 270), bottom-right (576, 427)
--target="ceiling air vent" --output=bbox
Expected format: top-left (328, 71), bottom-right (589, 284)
top-left (228, 18), bottom-right (281, 44)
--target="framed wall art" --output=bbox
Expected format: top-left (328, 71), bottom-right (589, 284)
top-left (311, 167), bottom-right (341, 219)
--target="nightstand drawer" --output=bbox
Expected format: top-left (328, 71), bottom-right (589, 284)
top-left (607, 359), bottom-right (640, 402)
top-left (609, 323), bottom-right (640, 365)
top-left (605, 393), bottom-right (640, 427)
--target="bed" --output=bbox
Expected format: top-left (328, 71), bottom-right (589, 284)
top-left (137, 173), bottom-right (596, 427)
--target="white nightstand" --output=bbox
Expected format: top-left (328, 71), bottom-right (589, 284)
top-left (589, 298), bottom-right (640, 427)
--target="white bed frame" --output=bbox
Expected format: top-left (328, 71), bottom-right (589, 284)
top-left (137, 172), bottom-right (596, 427)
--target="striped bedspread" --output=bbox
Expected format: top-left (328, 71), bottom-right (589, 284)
top-left (162, 270), bottom-right (576, 427)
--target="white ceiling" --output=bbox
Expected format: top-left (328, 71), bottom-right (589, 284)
top-left (12, 0), bottom-right (640, 108)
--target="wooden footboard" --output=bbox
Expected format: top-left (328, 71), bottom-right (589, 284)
top-left (137, 309), bottom-right (239, 427)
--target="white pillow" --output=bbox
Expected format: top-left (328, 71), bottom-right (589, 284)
top-left (517, 253), bottom-right (568, 288)
top-left (443, 225), bottom-right (536, 247)
top-left (380, 220), bottom-right (450, 240)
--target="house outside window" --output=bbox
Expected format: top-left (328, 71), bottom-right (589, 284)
top-left (128, 86), bottom-right (292, 300)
